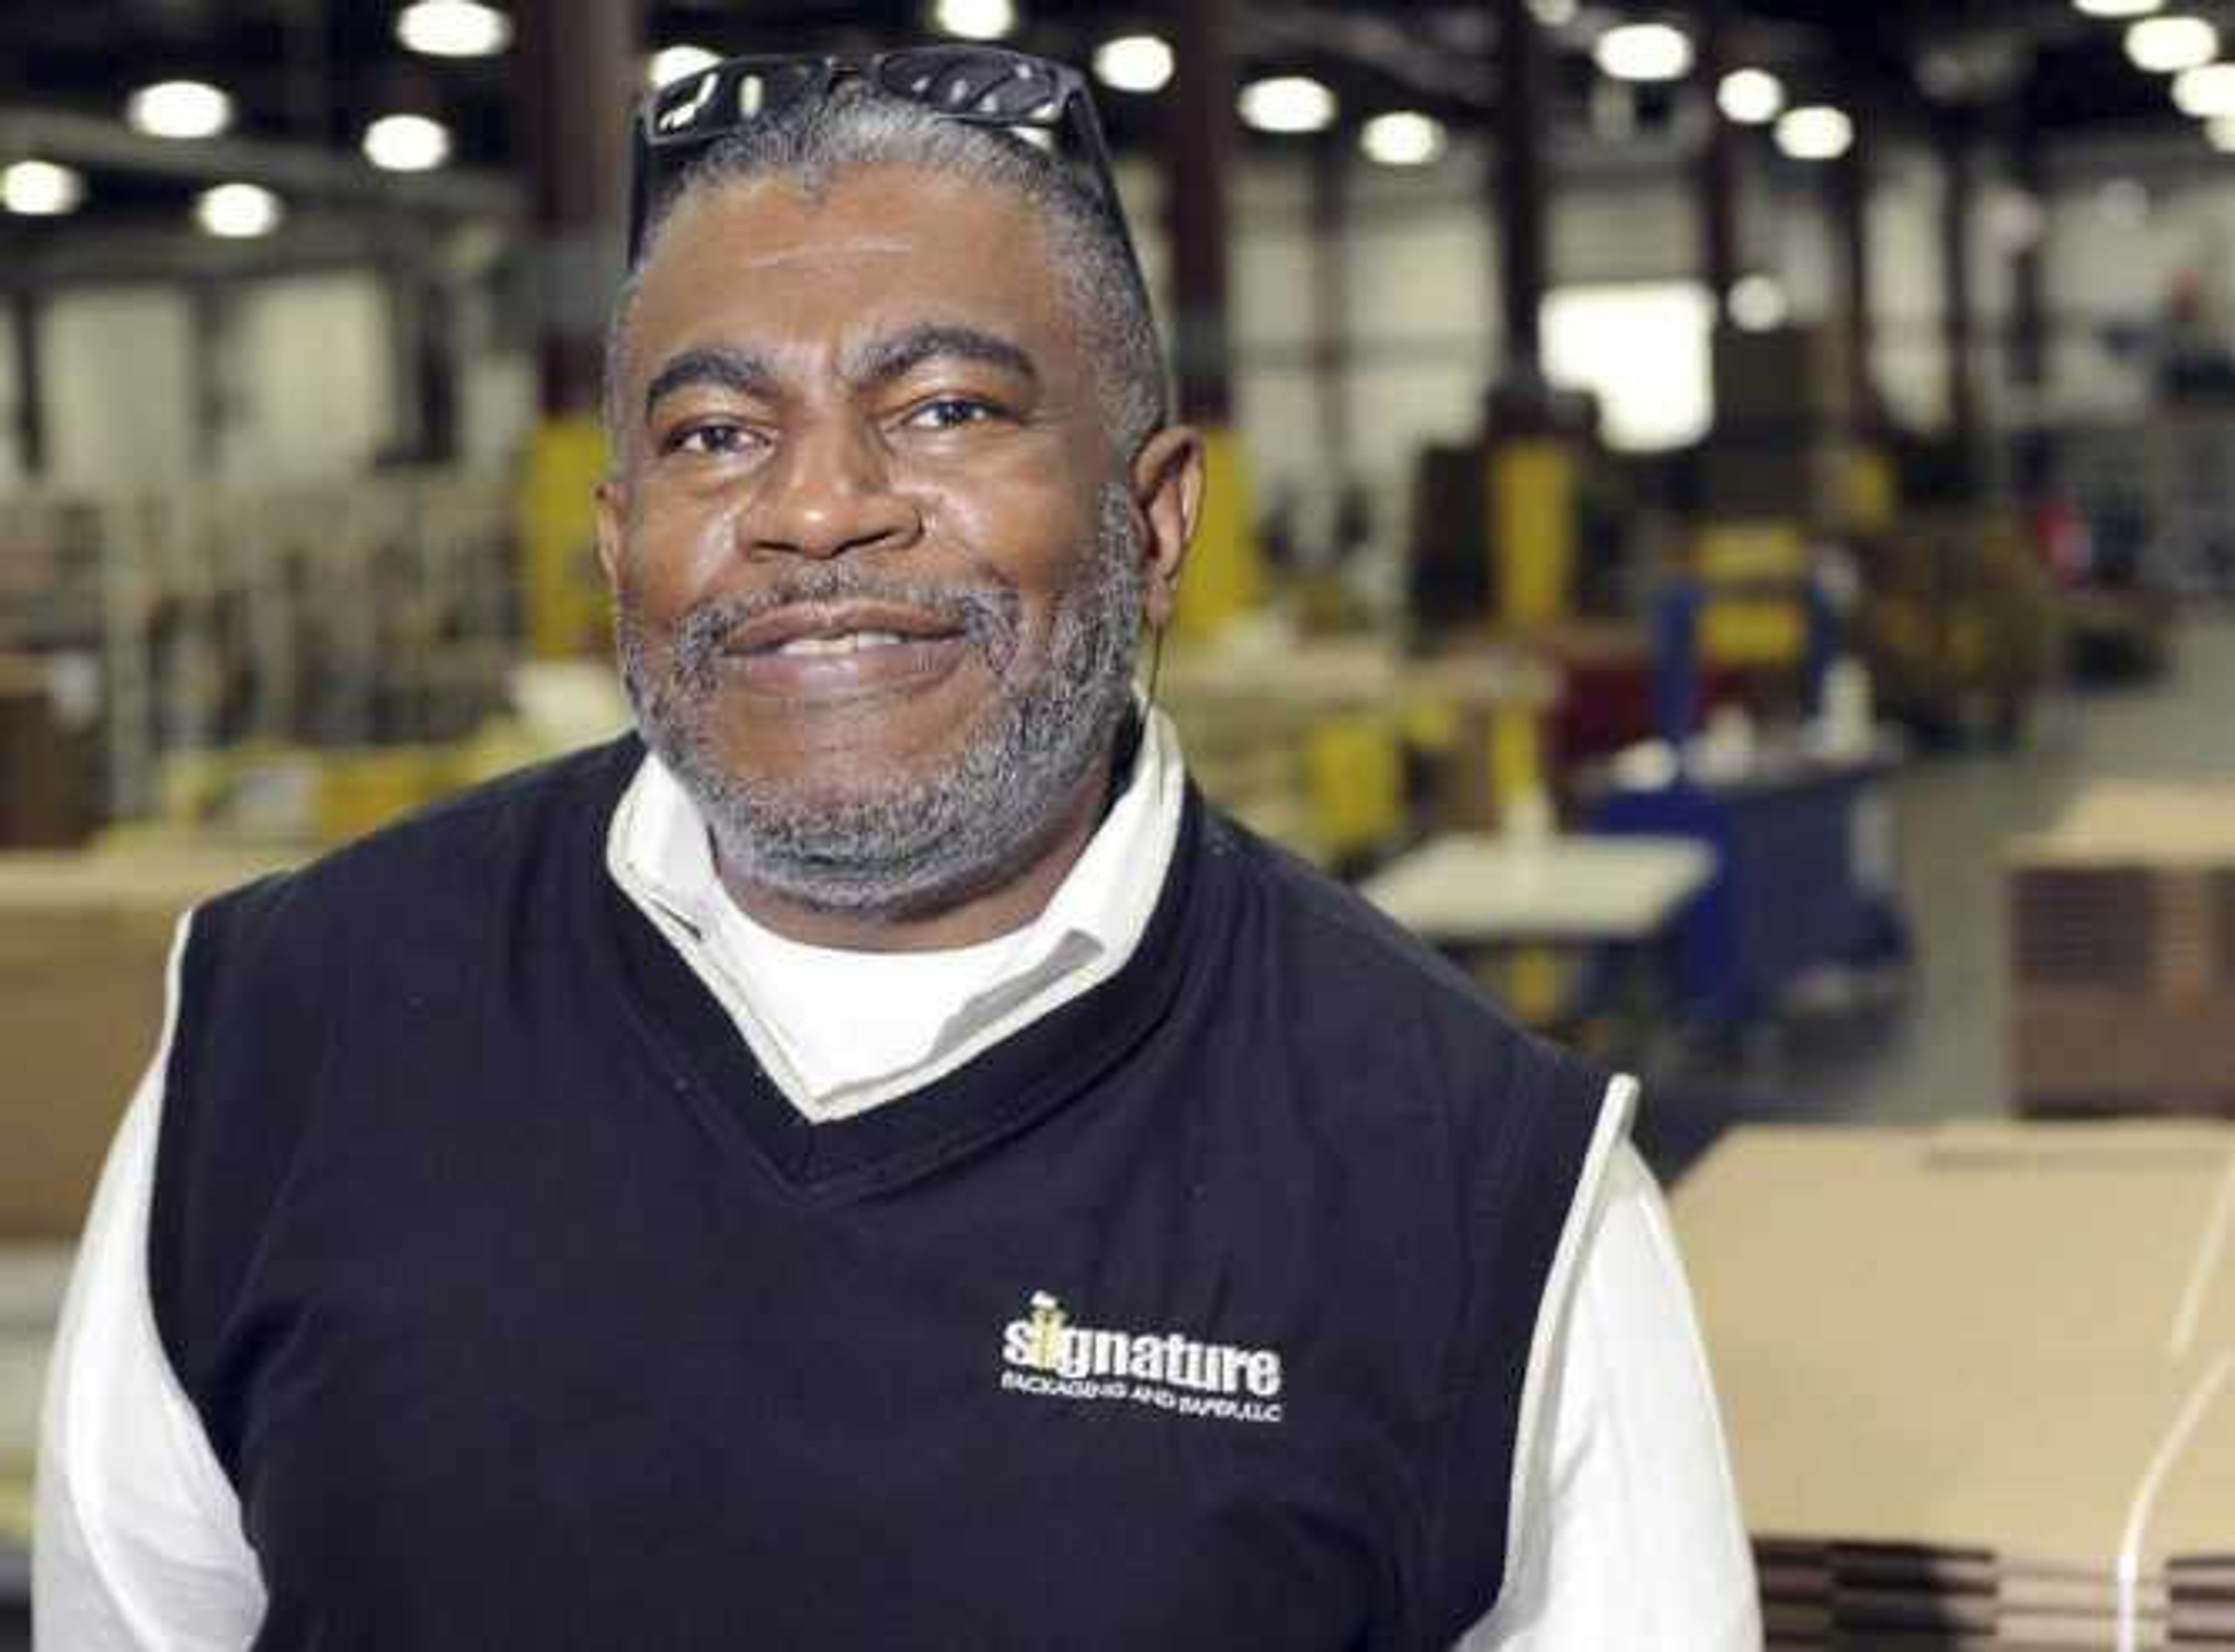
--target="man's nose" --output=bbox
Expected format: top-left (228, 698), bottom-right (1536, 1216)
top-left (747, 416), bottom-right (923, 562)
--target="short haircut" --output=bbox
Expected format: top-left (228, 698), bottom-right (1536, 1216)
top-left (603, 80), bottom-right (1168, 462)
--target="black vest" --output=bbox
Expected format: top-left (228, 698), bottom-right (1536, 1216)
top-left (150, 736), bottom-right (1617, 1651)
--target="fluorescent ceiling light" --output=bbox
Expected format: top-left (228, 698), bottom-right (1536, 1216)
top-left (396, 1), bottom-right (512, 59)
top-left (1775, 104), bottom-right (1854, 161)
top-left (363, 113), bottom-right (452, 172)
top-left (1360, 111), bottom-right (1448, 166)
top-left (2172, 60), bottom-right (2235, 114)
top-left (1, 159), bottom-right (86, 217)
top-left (2127, 16), bottom-right (2216, 72)
top-left (1530, 0), bottom-right (1579, 25)
top-left (197, 182), bottom-right (282, 239)
top-left (932, 0), bottom-right (1018, 40)
top-left (1594, 22), bottom-right (1694, 83)
top-left (2076, 0), bottom-right (2161, 16)
top-left (1717, 67), bottom-right (1786, 124)
top-left (650, 45), bottom-right (721, 89)
top-left (1238, 75), bottom-right (1336, 134)
top-left (1093, 33), bottom-right (1174, 94)
top-left (1729, 274), bottom-right (1789, 333)
top-left (126, 79), bottom-right (233, 140)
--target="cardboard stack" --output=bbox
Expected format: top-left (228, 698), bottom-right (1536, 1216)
top-left (1674, 1123), bottom-right (2235, 1649)
top-left (2008, 784), bottom-right (2235, 1117)
top-left (0, 845), bottom-right (289, 1239)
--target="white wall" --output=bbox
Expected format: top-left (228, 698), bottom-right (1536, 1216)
top-left (43, 286), bottom-right (197, 491)
top-left (225, 274), bottom-right (397, 481)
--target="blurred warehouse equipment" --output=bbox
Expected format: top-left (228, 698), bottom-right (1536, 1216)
top-left (1678, 1123), bottom-right (2235, 1650)
top-left (0, 474), bottom-right (517, 835)
top-left (2009, 782), bottom-right (2235, 1119)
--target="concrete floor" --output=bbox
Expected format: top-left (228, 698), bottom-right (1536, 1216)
top-left (1638, 612), bottom-right (2235, 1178)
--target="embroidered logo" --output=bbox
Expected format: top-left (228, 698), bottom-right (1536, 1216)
top-left (997, 1291), bottom-right (1286, 1425)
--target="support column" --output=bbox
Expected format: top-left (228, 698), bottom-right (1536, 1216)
top-left (9, 290), bottom-right (45, 480)
top-left (1492, 0), bottom-right (1550, 407)
top-left (2008, 120), bottom-right (2052, 505)
top-left (1940, 112), bottom-right (1981, 477)
top-left (1697, 0), bottom-right (1741, 321)
top-left (511, 0), bottom-right (640, 656)
top-left (1308, 137), bottom-right (1353, 489)
top-left (1833, 107), bottom-right (1877, 434)
top-left (1162, 0), bottom-right (1262, 640)
top-left (2009, 126), bottom-right (2048, 403)
top-left (512, 0), bottom-right (638, 417)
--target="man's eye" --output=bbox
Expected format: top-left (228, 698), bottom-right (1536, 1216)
top-left (906, 397), bottom-right (998, 431)
top-left (671, 422), bottom-right (753, 455)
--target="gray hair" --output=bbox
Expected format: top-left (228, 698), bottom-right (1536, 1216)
top-left (602, 80), bottom-right (1168, 463)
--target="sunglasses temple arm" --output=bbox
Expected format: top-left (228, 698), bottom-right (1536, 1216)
top-left (1073, 99), bottom-right (1154, 327)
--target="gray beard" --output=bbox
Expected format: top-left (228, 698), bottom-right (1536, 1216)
top-left (617, 484), bottom-right (1146, 920)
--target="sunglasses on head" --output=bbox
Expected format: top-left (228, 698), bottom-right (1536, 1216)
top-left (626, 43), bottom-right (1145, 290)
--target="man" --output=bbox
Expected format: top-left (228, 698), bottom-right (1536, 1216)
top-left (38, 49), bottom-right (1756, 1649)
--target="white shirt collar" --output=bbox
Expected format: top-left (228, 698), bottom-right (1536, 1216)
top-left (606, 707), bottom-right (1187, 1121)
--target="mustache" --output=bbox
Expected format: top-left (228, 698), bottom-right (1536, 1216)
top-left (668, 568), bottom-right (1025, 685)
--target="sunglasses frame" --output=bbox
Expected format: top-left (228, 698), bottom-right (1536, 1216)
top-left (625, 44), bottom-right (1147, 301)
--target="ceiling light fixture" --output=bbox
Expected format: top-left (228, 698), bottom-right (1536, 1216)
top-left (1728, 274), bottom-right (1789, 333)
top-left (2126, 15), bottom-right (2217, 72)
top-left (2172, 59), bottom-right (2235, 114)
top-left (396, 1), bottom-right (512, 59)
top-left (1717, 67), bottom-right (1786, 124)
top-left (126, 79), bottom-right (234, 140)
top-left (931, 0), bottom-right (1018, 41)
top-left (197, 182), bottom-right (283, 239)
top-left (2075, 0), bottom-right (2162, 16)
top-left (649, 45), bottom-right (721, 89)
top-left (1775, 104), bottom-right (1854, 161)
top-left (363, 113), bottom-right (452, 172)
top-left (1594, 22), bottom-right (1694, 83)
top-left (1238, 75), bottom-right (1337, 134)
top-left (1093, 33), bottom-right (1175, 94)
top-left (1, 159), bottom-right (86, 217)
top-left (1361, 111), bottom-right (1448, 166)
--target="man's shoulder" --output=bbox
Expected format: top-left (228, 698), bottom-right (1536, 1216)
top-left (1197, 804), bottom-right (1509, 1029)
top-left (1190, 800), bottom-right (1613, 1141)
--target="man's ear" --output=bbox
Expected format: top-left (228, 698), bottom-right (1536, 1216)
top-left (593, 476), bottom-right (627, 591)
top-left (1130, 425), bottom-right (1204, 632)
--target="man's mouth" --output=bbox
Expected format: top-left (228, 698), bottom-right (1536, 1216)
top-left (771, 630), bottom-right (912, 657)
top-left (711, 600), bottom-right (980, 702)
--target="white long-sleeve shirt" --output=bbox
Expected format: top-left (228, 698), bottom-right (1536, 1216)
top-left (37, 711), bottom-right (1757, 1649)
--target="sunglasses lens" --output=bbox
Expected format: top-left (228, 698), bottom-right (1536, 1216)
top-left (650, 59), bottom-right (824, 143)
top-left (877, 48), bottom-right (1068, 125)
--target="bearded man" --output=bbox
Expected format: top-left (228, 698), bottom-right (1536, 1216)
top-left (38, 48), bottom-right (1756, 1651)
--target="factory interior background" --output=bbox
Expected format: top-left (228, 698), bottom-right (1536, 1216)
top-left (8, 1), bottom-right (2235, 1645)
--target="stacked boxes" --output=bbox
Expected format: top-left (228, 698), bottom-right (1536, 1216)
top-left (0, 847), bottom-right (289, 1238)
top-left (1704, 324), bottom-right (1856, 529)
top-left (1862, 510), bottom-right (2061, 740)
top-left (1675, 1124), bottom-right (2235, 1649)
top-left (2009, 784), bottom-right (2235, 1116)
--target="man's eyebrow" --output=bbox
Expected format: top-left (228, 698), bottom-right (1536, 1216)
top-left (845, 324), bottom-right (1041, 392)
top-left (641, 346), bottom-right (779, 422)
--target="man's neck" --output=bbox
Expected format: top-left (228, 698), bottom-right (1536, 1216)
top-left (712, 743), bottom-right (1121, 955)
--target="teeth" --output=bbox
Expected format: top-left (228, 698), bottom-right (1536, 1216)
top-left (775, 630), bottom-right (909, 657)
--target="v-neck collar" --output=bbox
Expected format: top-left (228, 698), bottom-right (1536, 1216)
top-left (598, 763), bottom-right (1211, 1205)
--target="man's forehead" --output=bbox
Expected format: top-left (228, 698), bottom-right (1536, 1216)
top-left (627, 164), bottom-right (1078, 370)
top-left (648, 163), bottom-right (1050, 279)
